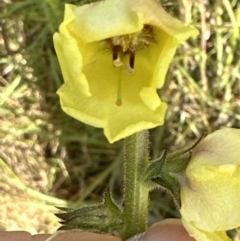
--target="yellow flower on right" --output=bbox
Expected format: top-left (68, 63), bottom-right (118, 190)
top-left (180, 128), bottom-right (240, 241)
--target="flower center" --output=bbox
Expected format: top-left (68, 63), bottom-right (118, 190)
top-left (105, 25), bottom-right (155, 106)
top-left (109, 25), bottom-right (155, 73)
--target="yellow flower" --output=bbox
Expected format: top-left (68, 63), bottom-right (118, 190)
top-left (180, 128), bottom-right (240, 241)
top-left (53, 0), bottom-right (198, 143)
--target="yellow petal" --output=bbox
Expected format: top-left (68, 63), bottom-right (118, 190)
top-left (71, 0), bottom-right (198, 43)
top-left (71, 0), bottom-right (142, 42)
top-left (180, 128), bottom-right (240, 231)
top-left (132, 0), bottom-right (199, 42)
top-left (139, 87), bottom-right (161, 111)
top-left (58, 82), bottom-right (167, 143)
top-left (182, 220), bottom-right (232, 241)
top-left (190, 128), bottom-right (240, 166)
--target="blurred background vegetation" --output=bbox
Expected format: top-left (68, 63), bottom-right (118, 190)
top-left (0, 0), bottom-right (240, 234)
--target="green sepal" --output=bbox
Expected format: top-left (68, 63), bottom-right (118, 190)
top-left (56, 191), bottom-right (123, 235)
top-left (162, 151), bottom-right (192, 173)
top-left (143, 135), bottom-right (205, 208)
top-left (165, 133), bottom-right (205, 165)
top-left (152, 173), bottom-right (181, 208)
top-left (143, 150), bottom-right (167, 181)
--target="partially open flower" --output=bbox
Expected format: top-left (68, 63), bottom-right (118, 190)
top-left (53, 0), bottom-right (198, 143)
top-left (179, 128), bottom-right (240, 241)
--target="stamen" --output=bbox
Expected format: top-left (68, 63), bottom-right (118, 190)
top-left (113, 45), bottom-right (123, 67)
top-left (129, 51), bottom-right (135, 69)
top-left (112, 45), bottom-right (120, 60)
top-left (109, 24), bottom-right (155, 72)
top-left (113, 57), bottom-right (124, 67)
top-left (126, 50), bottom-right (135, 74)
